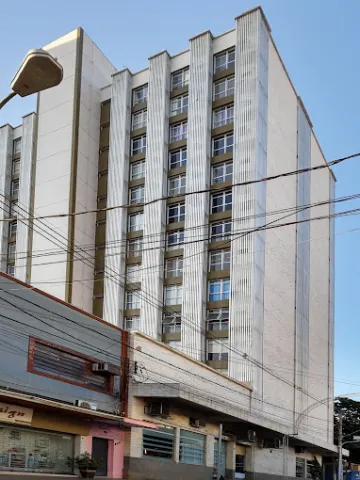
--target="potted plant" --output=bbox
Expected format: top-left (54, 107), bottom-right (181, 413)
top-left (67, 452), bottom-right (104, 479)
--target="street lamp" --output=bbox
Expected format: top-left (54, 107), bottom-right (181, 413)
top-left (0, 49), bottom-right (63, 110)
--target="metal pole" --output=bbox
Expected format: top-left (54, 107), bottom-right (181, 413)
top-left (0, 92), bottom-right (17, 110)
top-left (338, 412), bottom-right (343, 480)
top-left (217, 423), bottom-right (223, 480)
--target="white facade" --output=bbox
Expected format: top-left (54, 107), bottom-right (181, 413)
top-left (0, 6), bottom-right (334, 459)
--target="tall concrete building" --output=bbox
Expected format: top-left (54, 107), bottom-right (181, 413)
top-left (0, 6), bottom-right (334, 457)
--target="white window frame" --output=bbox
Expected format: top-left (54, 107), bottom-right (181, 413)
top-left (132, 110), bottom-right (147, 130)
top-left (130, 160), bottom-right (146, 180)
top-left (170, 95), bottom-right (188, 117)
top-left (170, 122), bottom-right (187, 143)
top-left (11, 180), bottom-right (19, 197)
top-left (128, 212), bottom-right (144, 232)
top-left (131, 135), bottom-right (146, 156)
top-left (210, 221), bottom-right (232, 242)
top-left (125, 291), bottom-right (141, 310)
top-left (207, 308), bottom-right (229, 331)
top-left (209, 249), bottom-right (230, 271)
top-left (211, 190), bottom-right (232, 214)
top-left (167, 230), bottom-right (184, 250)
top-left (211, 161), bottom-right (233, 184)
top-left (165, 257), bottom-right (183, 278)
top-left (214, 48), bottom-right (235, 73)
top-left (9, 221), bottom-right (17, 237)
top-left (13, 138), bottom-right (21, 155)
top-left (164, 285), bottom-right (183, 306)
top-left (213, 105), bottom-right (234, 128)
top-left (6, 263), bottom-right (15, 277)
top-left (12, 159), bottom-right (20, 176)
top-left (207, 339), bottom-right (229, 361)
top-left (162, 314), bottom-right (181, 334)
top-left (127, 237), bottom-right (143, 258)
top-left (10, 201), bottom-right (19, 218)
top-left (169, 148), bottom-right (187, 170)
top-left (168, 203), bottom-right (185, 224)
top-left (129, 185), bottom-right (145, 204)
top-left (171, 68), bottom-right (189, 90)
top-left (133, 85), bottom-right (148, 105)
top-left (126, 265), bottom-right (141, 283)
top-left (8, 242), bottom-right (16, 258)
top-left (168, 174), bottom-right (186, 196)
top-left (208, 278), bottom-right (230, 302)
top-left (125, 316), bottom-right (141, 330)
top-left (212, 134), bottom-right (234, 156)
top-left (213, 76), bottom-right (235, 100)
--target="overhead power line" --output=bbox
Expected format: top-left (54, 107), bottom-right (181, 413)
top-left (1, 151), bottom-right (359, 224)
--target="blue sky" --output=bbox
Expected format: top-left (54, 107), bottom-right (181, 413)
top-left (1, 0), bottom-right (359, 394)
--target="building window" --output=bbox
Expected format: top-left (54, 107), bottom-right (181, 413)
top-left (209, 249), bottom-right (230, 271)
top-left (208, 278), bottom-right (230, 301)
top-left (130, 160), bottom-right (146, 180)
top-left (132, 110), bottom-right (147, 130)
top-left (211, 190), bottom-right (232, 214)
top-left (207, 339), bottom-right (229, 361)
top-left (6, 263), bottom-right (15, 277)
top-left (207, 308), bottom-right (229, 331)
top-left (125, 316), bottom-right (140, 330)
top-left (168, 203), bottom-right (185, 223)
top-left (213, 105), bottom-right (234, 128)
top-left (0, 424), bottom-right (74, 474)
top-left (236, 455), bottom-right (245, 475)
top-left (210, 221), bottom-right (232, 242)
top-left (212, 161), bottom-right (233, 184)
top-left (126, 291), bottom-right (141, 310)
top-left (179, 430), bottom-right (205, 465)
top-left (169, 148), bottom-right (187, 169)
top-left (131, 135), bottom-right (146, 155)
top-left (9, 221), bottom-right (17, 237)
top-left (165, 257), bottom-right (183, 278)
top-left (11, 180), bottom-right (19, 197)
top-left (296, 458), bottom-right (306, 478)
top-left (170, 95), bottom-right (188, 116)
top-left (10, 200), bottom-right (19, 218)
top-left (12, 159), bottom-right (20, 175)
top-left (128, 212), bottom-right (144, 232)
top-left (213, 134), bottom-right (233, 156)
top-left (168, 174), bottom-right (186, 196)
top-left (167, 230), bottom-right (184, 250)
top-left (171, 68), bottom-right (189, 90)
top-left (129, 185), bottom-right (145, 204)
top-left (133, 84), bottom-right (148, 105)
top-left (170, 122), bottom-right (187, 143)
top-left (162, 314), bottom-right (181, 334)
top-left (214, 48), bottom-right (235, 73)
top-left (8, 242), bottom-right (16, 258)
top-left (143, 427), bottom-right (174, 460)
top-left (213, 76), bottom-right (235, 100)
top-left (126, 265), bottom-right (141, 283)
top-left (164, 285), bottom-right (183, 305)
top-left (127, 237), bottom-right (143, 257)
top-left (13, 138), bottom-right (21, 155)
top-left (28, 338), bottom-right (112, 392)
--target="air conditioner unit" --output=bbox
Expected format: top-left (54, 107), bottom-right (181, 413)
top-left (92, 362), bottom-right (109, 373)
top-left (295, 446), bottom-right (306, 454)
top-left (75, 399), bottom-right (97, 410)
top-left (264, 438), bottom-right (282, 449)
top-left (144, 401), bottom-right (169, 417)
top-left (189, 418), bottom-right (206, 428)
top-left (248, 430), bottom-right (257, 442)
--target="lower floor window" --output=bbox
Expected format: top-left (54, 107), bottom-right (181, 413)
top-left (143, 427), bottom-right (174, 460)
top-left (179, 430), bottom-right (205, 465)
top-left (296, 458), bottom-right (306, 477)
top-left (0, 424), bottom-right (74, 474)
top-left (207, 339), bottom-right (229, 361)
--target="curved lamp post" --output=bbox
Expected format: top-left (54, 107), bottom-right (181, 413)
top-left (0, 49), bottom-right (63, 110)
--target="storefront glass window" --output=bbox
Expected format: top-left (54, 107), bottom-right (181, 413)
top-left (0, 425), bottom-right (74, 474)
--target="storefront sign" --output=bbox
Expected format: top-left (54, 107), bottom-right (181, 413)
top-left (0, 402), bottom-right (33, 425)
